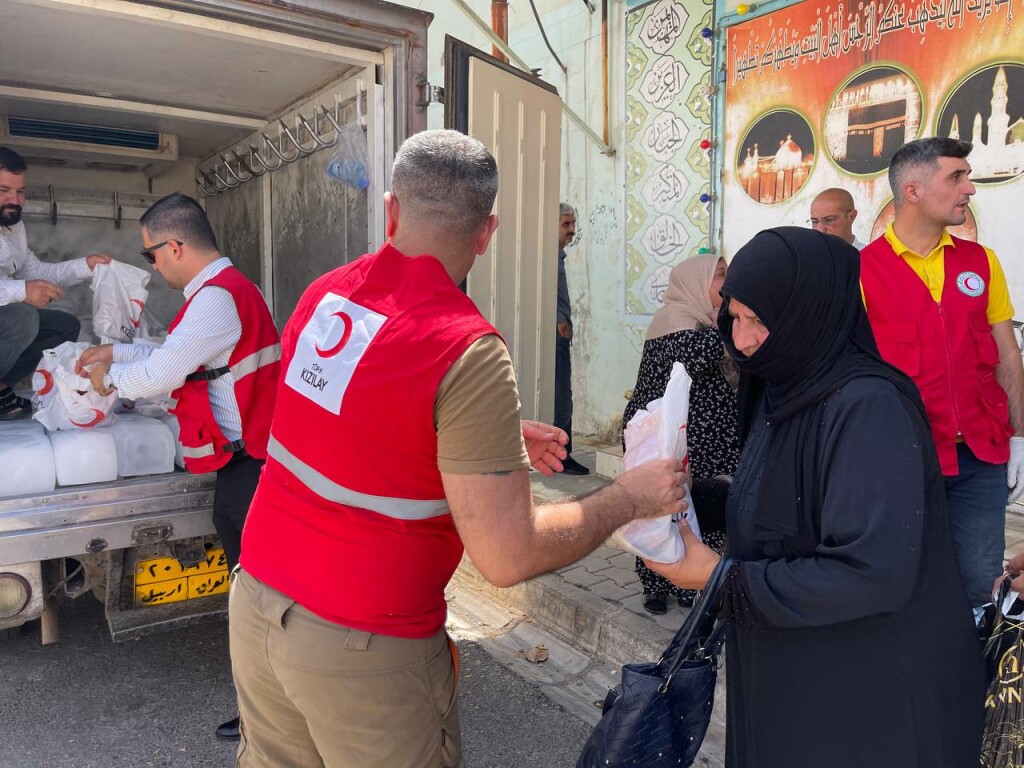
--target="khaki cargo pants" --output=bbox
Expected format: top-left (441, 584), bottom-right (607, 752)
top-left (228, 568), bottom-right (462, 768)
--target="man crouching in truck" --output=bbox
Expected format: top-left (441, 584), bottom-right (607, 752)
top-left (228, 129), bottom-right (687, 767)
top-left (76, 193), bottom-right (281, 742)
top-left (0, 146), bottom-right (111, 418)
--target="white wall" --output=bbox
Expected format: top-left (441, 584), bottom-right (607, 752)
top-left (402, 0), bottom-right (639, 441)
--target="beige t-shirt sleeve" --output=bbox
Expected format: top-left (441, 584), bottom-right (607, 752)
top-left (435, 334), bottom-right (530, 474)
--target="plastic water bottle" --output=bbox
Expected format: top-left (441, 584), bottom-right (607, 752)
top-left (325, 158), bottom-right (369, 189)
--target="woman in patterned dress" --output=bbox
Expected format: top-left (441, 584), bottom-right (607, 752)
top-left (622, 253), bottom-right (739, 613)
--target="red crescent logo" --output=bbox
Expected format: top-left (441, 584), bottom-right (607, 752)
top-left (129, 299), bottom-right (145, 328)
top-left (34, 369), bottom-right (54, 396)
top-left (315, 311), bottom-right (354, 358)
top-left (69, 408), bottom-right (106, 428)
top-left (965, 276), bottom-right (980, 292)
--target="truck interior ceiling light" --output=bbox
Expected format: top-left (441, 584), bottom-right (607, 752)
top-left (0, 574), bottom-right (31, 619)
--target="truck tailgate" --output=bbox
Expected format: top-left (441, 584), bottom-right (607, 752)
top-left (0, 473), bottom-right (216, 564)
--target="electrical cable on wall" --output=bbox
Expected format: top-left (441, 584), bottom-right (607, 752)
top-left (528, 0), bottom-right (568, 74)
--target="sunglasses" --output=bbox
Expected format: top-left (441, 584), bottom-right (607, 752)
top-left (140, 239), bottom-right (181, 264)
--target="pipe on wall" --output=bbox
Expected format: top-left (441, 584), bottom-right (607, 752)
top-left (492, 0), bottom-right (509, 63)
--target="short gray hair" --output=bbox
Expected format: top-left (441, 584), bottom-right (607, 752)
top-left (391, 130), bottom-right (498, 235)
top-left (889, 137), bottom-right (972, 205)
top-left (559, 202), bottom-right (576, 219)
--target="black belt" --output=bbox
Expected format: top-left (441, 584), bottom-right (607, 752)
top-left (186, 366), bottom-right (230, 382)
top-left (223, 439), bottom-right (246, 455)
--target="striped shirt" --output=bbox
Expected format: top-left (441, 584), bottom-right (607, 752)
top-left (109, 257), bottom-right (243, 441)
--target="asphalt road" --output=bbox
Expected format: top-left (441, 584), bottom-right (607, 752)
top-left (0, 595), bottom-right (591, 768)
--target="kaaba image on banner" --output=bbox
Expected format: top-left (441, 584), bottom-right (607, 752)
top-left (824, 65), bottom-right (922, 176)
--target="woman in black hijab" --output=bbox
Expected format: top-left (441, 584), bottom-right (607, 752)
top-left (648, 227), bottom-right (985, 767)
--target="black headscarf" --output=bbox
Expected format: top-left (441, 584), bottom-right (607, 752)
top-left (717, 227), bottom-right (927, 544)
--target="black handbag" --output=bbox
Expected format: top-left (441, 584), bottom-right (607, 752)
top-left (981, 576), bottom-right (1024, 768)
top-left (576, 556), bottom-right (733, 768)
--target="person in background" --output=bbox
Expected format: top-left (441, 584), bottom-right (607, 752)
top-left (650, 227), bottom-right (985, 767)
top-left (861, 137), bottom-right (1024, 612)
top-left (555, 202), bottom-right (589, 475)
top-left (0, 146), bottom-right (110, 418)
top-left (228, 130), bottom-right (686, 768)
top-left (808, 188), bottom-right (864, 250)
top-left (77, 192), bottom-right (281, 742)
top-left (623, 253), bottom-right (738, 613)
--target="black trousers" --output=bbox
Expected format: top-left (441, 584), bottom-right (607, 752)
top-left (213, 452), bottom-right (264, 571)
top-left (0, 305), bottom-right (80, 386)
top-left (554, 333), bottom-right (573, 454)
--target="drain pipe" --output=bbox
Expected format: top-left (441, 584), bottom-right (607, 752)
top-left (601, 0), bottom-right (609, 147)
top-left (492, 0), bottom-right (509, 63)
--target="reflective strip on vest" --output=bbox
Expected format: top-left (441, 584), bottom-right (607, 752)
top-left (268, 436), bottom-right (450, 520)
top-left (181, 442), bottom-right (216, 459)
top-left (230, 343), bottom-right (282, 382)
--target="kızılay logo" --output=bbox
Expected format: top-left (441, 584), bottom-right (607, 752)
top-left (956, 271), bottom-right (985, 297)
top-left (315, 311), bottom-right (353, 358)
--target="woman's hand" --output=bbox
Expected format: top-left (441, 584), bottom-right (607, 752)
top-left (644, 519), bottom-right (721, 591)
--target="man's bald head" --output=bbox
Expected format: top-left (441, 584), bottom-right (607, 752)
top-left (809, 188), bottom-right (858, 244)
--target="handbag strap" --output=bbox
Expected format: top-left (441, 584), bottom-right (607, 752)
top-left (658, 556), bottom-right (734, 689)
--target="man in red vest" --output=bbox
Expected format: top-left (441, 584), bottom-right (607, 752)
top-left (861, 137), bottom-right (1024, 611)
top-left (229, 130), bottom-right (687, 767)
top-left (77, 192), bottom-right (281, 740)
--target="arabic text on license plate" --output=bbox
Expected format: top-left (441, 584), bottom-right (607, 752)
top-left (134, 548), bottom-right (230, 607)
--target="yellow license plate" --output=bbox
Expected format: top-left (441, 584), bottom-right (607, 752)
top-left (134, 548), bottom-right (230, 607)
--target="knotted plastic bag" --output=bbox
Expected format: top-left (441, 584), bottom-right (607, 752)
top-left (31, 341), bottom-right (118, 430)
top-left (609, 362), bottom-right (701, 563)
top-left (91, 260), bottom-right (151, 343)
top-left (325, 122), bottom-right (370, 190)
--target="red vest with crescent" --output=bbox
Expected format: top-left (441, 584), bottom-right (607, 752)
top-left (240, 244), bottom-right (499, 639)
top-left (168, 265), bottom-right (281, 473)
top-left (861, 235), bottom-right (1011, 475)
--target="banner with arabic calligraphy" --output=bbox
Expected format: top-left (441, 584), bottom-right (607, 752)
top-left (625, 0), bottom-right (714, 317)
top-left (721, 0), bottom-right (1024, 307)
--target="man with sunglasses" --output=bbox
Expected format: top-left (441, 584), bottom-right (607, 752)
top-left (77, 192), bottom-right (281, 742)
top-left (0, 146), bottom-right (111, 418)
top-left (808, 188), bottom-right (864, 250)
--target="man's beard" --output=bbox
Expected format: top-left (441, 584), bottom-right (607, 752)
top-left (0, 205), bottom-right (22, 227)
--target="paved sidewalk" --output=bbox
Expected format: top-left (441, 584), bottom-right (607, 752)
top-left (451, 446), bottom-right (686, 667)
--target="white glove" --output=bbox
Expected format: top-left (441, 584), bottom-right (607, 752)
top-left (1008, 436), bottom-right (1024, 504)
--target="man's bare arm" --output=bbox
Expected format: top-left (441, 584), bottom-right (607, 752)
top-left (993, 320), bottom-right (1024, 435)
top-left (442, 459), bottom-right (685, 588)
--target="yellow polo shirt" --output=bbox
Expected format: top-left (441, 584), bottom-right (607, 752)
top-left (861, 224), bottom-right (1014, 325)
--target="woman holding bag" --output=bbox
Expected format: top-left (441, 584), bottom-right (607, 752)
top-left (623, 253), bottom-right (739, 613)
top-left (648, 227), bottom-right (985, 767)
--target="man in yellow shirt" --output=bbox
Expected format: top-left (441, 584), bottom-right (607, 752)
top-left (861, 137), bottom-right (1024, 610)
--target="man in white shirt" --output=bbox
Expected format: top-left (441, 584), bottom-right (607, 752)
top-left (77, 193), bottom-right (281, 742)
top-left (808, 188), bottom-right (866, 250)
top-left (0, 147), bottom-right (110, 417)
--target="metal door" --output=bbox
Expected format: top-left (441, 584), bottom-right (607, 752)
top-left (444, 36), bottom-right (563, 423)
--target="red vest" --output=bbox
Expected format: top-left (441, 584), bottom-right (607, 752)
top-left (169, 265), bottom-right (281, 473)
top-left (240, 244), bottom-right (499, 639)
top-left (861, 235), bottom-right (1011, 475)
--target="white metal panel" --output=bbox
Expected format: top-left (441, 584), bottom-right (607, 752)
top-left (466, 59), bottom-right (562, 423)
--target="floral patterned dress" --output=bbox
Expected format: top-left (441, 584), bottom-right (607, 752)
top-left (623, 325), bottom-right (740, 601)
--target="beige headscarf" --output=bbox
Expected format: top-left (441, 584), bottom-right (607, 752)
top-left (645, 253), bottom-right (722, 340)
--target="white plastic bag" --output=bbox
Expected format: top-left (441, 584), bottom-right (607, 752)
top-left (610, 362), bottom-right (701, 562)
top-left (31, 341), bottom-right (118, 431)
top-left (91, 261), bottom-right (151, 343)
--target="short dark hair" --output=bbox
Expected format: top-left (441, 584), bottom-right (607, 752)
top-left (0, 147), bottom-right (27, 174)
top-left (888, 137), bottom-right (972, 205)
top-left (391, 130), bottom-right (498, 236)
top-left (140, 192), bottom-right (218, 252)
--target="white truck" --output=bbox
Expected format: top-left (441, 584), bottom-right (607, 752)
top-left (0, 0), bottom-right (562, 644)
